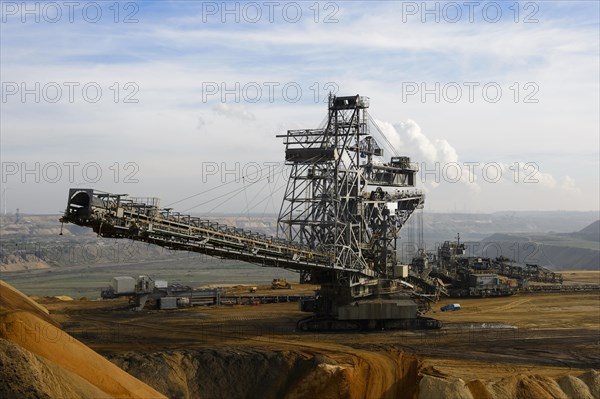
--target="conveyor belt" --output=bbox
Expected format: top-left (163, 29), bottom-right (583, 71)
top-left (61, 188), bottom-right (376, 279)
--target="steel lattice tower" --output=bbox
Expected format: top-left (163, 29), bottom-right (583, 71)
top-left (278, 94), bottom-right (424, 309)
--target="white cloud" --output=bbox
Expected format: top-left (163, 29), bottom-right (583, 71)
top-left (560, 176), bottom-right (579, 192)
top-left (0, 2), bottom-right (597, 213)
top-left (371, 118), bottom-right (588, 212)
top-left (212, 103), bottom-right (256, 121)
top-left (377, 119), bottom-right (478, 192)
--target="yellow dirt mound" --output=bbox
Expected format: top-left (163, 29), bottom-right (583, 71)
top-left (0, 310), bottom-right (166, 398)
top-left (53, 295), bottom-right (74, 301)
top-left (0, 280), bottom-right (55, 326)
top-left (0, 338), bottom-right (111, 399)
top-left (558, 375), bottom-right (595, 399)
top-left (466, 379), bottom-right (495, 399)
top-left (418, 375), bottom-right (474, 399)
top-left (579, 370), bottom-right (600, 399)
top-left (0, 280), bottom-right (166, 399)
top-left (491, 375), bottom-right (569, 399)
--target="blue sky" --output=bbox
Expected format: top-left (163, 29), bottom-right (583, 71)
top-left (1, 0), bottom-right (599, 214)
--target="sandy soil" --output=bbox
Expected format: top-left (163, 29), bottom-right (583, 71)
top-left (560, 270), bottom-right (600, 285)
top-left (0, 260), bottom-right (49, 273)
top-left (433, 292), bottom-right (600, 330)
top-left (0, 280), bottom-right (55, 325)
top-left (0, 281), bottom-right (166, 399)
top-left (39, 273), bottom-right (599, 398)
top-left (3, 271), bottom-right (599, 398)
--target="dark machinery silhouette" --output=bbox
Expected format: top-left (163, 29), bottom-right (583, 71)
top-left (61, 94), bottom-right (441, 330)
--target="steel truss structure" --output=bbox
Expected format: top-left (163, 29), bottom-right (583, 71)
top-left (61, 94), bottom-right (434, 328)
top-left (277, 95), bottom-right (424, 310)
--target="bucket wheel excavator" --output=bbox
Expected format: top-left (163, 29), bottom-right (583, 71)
top-left (61, 94), bottom-right (442, 331)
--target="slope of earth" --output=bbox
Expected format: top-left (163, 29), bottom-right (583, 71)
top-left (479, 232), bottom-right (599, 269)
top-left (43, 272), bottom-right (600, 399)
top-left (0, 280), bottom-right (56, 326)
top-left (567, 220), bottom-right (600, 243)
top-left (0, 281), bottom-right (166, 399)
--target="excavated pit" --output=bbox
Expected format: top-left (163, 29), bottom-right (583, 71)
top-left (108, 348), bottom-right (422, 399)
top-left (108, 349), bottom-right (600, 399)
top-left (2, 281), bottom-right (599, 399)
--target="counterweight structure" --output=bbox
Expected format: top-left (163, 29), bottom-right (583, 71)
top-left (61, 94), bottom-right (438, 330)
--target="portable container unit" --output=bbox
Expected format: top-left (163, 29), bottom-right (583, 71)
top-left (111, 276), bottom-right (136, 294)
top-left (155, 280), bottom-right (168, 289)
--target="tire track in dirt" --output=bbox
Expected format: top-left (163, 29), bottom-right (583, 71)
top-left (490, 298), bottom-right (531, 312)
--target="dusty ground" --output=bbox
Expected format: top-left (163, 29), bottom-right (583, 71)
top-left (45, 291), bottom-right (600, 370)
top-left (0, 281), bottom-right (166, 399)
top-left (560, 270), bottom-right (600, 285)
top-left (3, 271), bottom-right (599, 398)
top-left (44, 274), bottom-right (600, 393)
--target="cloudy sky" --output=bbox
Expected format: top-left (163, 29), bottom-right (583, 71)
top-left (1, 1), bottom-right (598, 214)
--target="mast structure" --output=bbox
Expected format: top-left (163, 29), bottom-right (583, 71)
top-left (277, 94), bottom-right (424, 310)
